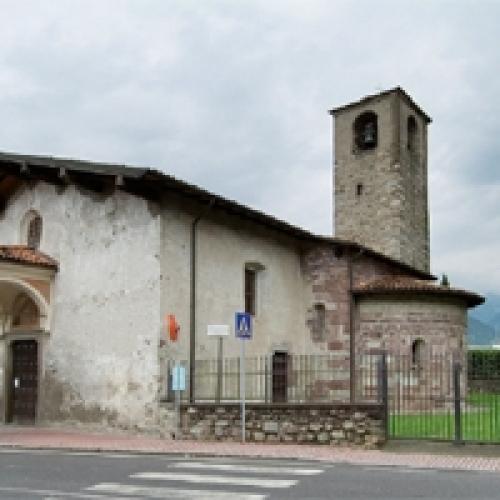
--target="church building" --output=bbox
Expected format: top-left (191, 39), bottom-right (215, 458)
top-left (0, 87), bottom-right (483, 430)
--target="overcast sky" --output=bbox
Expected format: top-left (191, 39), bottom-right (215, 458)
top-left (0, 0), bottom-right (499, 298)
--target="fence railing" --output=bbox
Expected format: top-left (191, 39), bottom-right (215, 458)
top-left (165, 353), bottom-right (383, 404)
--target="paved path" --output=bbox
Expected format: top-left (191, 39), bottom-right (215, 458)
top-left (1, 425), bottom-right (500, 473)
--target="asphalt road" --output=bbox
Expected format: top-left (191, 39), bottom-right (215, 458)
top-left (0, 449), bottom-right (499, 499)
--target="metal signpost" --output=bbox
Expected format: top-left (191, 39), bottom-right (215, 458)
top-left (207, 325), bottom-right (230, 403)
top-left (235, 312), bottom-right (252, 443)
top-left (171, 363), bottom-right (186, 438)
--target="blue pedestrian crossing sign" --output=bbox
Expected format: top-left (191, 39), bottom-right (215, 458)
top-left (235, 312), bottom-right (252, 340)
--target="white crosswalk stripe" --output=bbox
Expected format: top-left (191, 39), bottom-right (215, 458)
top-left (170, 461), bottom-right (324, 475)
top-left (130, 471), bottom-right (298, 488)
top-left (87, 483), bottom-right (266, 499)
top-left (85, 459), bottom-right (325, 499)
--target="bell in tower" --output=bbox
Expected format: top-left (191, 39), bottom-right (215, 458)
top-left (354, 111), bottom-right (378, 151)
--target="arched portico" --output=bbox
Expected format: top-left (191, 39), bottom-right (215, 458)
top-left (0, 249), bottom-right (57, 424)
top-left (0, 278), bottom-right (51, 423)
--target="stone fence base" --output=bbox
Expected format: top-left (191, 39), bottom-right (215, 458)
top-left (180, 403), bottom-right (385, 448)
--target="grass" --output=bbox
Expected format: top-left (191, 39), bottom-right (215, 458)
top-left (390, 392), bottom-right (500, 442)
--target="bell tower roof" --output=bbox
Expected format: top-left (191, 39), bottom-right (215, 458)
top-left (328, 86), bottom-right (432, 124)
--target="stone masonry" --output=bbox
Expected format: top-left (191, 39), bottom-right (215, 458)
top-left (180, 403), bottom-right (385, 448)
top-left (331, 88), bottom-right (430, 273)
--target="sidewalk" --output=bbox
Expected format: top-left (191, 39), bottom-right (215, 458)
top-left (1, 425), bottom-right (500, 473)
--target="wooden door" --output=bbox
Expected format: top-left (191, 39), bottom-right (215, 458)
top-left (9, 340), bottom-right (38, 423)
top-left (272, 351), bottom-right (288, 403)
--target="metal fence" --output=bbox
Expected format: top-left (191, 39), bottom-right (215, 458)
top-left (165, 353), bottom-right (382, 404)
top-left (384, 352), bottom-right (500, 444)
top-left (165, 351), bottom-right (500, 444)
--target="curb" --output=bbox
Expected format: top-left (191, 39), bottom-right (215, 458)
top-left (2, 442), bottom-right (500, 472)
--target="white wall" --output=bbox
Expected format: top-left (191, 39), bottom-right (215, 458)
top-left (0, 182), bottom-right (161, 428)
top-left (160, 198), bottom-right (317, 365)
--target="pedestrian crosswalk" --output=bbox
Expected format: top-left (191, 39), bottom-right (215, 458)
top-left (85, 459), bottom-right (325, 499)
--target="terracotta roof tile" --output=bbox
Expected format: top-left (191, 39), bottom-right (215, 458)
top-left (0, 245), bottom-right (58, 269)
top-left (353, 275), bottom-right (484, 307)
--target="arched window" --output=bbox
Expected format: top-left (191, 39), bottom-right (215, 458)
top-left (411, 338), bottom-right (425, 366)
top-left (407, 115), bottom-right (418, 152)
top-left (21, 210), bottom-right (43, 249)
top-left (354, 111), bottom-right (378, 151)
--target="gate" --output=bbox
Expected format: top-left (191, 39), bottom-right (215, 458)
top-left (384, 352), bottom-right (500, 443)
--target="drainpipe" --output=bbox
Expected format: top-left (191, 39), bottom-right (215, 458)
top-left (348, 247), bottom-right (363, 403)
top-left (189, 199), bottom-right (215, 403)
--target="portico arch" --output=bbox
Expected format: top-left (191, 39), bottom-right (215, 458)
top-left (0, 277), bottom-right (51, 423)
top-left (0, 277), bottom-right (50, 332)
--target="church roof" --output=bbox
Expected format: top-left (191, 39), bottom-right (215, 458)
top-left (328, 86), bottom-right (432, 124)
top-left (0, 150), bottom-right (433, 279)
top-left (353, 276), bottom-right (484, 307)
top-left (0, 245), bottom-right (58, 270)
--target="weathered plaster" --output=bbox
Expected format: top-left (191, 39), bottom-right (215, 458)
top-left (0, 181), bottom-right (161, 428)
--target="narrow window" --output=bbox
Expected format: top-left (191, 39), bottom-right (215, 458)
top-left (245, 268), bottom-right (257, 316)
top-left (407, 115), bottom-right (418, 151)
top-left (411, 338), bottom-right (425, 366)
top-left (356, 183), bottom-right (363, 196)
top-left (27, 214), bottom-right (42, 249)
top-left (312, 303), bottom-right (326, 341)
top-left (354, 111), bottom-right (378, 151)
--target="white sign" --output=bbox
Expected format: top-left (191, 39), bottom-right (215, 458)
top-left (207, 324), bottom-right (230, 336)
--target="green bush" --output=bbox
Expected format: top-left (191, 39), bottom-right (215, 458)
top-left (468, 350), bottom-right (500, 380)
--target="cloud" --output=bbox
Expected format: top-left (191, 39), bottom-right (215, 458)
top-left (0, 0), bottom-right (498, 296)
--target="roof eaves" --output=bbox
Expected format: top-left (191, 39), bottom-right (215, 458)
top-left (1, 150), bottom-right (435, 280)
top-left (328, 86), bottom-right (432, 124)
top-left (353, 286), bottom-right (484, 308)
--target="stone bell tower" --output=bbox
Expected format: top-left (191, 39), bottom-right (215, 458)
top-left (329, 87), bottom-right (431, 272)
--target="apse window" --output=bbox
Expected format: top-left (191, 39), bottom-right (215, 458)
top-left (411, 338), bottom-right (425, 367)
top-left (354, 111), bottom-right (378, 151)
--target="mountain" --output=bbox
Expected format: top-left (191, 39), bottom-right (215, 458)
top-left (468, 316), bottom-right (497, 346)
top-left (468, 294), bottom-right (500, 346)
top-left (471, 294), bottom-right (500, 325)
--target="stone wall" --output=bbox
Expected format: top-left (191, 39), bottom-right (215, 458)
top-left (301, 246), bottom-right (410, 400)
top-left (355, 295), bottom-right (467, 358)
top-left (179, 403), bottom-right (385, 448)
top-left (333, 90), bottom-right (430, 272)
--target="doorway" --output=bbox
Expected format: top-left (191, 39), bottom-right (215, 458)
top-left (8, 340), bottom-right (38, 423)
top-left (272, 351), bottom-right (288, 403)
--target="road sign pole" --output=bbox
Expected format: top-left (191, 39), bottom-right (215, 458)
top-left (240, 338), bottom-right (246, 443)
top-left (217, 336), bottom-right (223, 403)
top-left (235, 312), bottom-right (252, 444)
top-left (175, 373), bottom-right (181, 438)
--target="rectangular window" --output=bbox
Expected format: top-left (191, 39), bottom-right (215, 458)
top-left (245, 268), bottom-right (257, 315)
